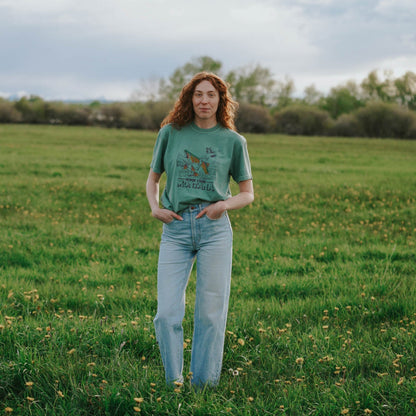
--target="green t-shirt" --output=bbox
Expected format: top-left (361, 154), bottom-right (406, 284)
top-left (150, 122), bottom-right (252, 213)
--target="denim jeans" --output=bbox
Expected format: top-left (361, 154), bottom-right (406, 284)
top-left (153, 203), bottom-right (233, 387)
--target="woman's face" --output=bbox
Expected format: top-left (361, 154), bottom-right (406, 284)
top-left (192, 80), bottom-right (220, 126)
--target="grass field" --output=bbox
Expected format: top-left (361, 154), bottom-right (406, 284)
top-left (1, 124), bottom-right (416, 415)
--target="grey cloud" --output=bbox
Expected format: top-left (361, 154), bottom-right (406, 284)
top-left (1, 0), bottom-right (415, 99)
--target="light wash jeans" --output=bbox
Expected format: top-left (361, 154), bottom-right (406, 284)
top-left (153, 203), bottom-right (233, 387)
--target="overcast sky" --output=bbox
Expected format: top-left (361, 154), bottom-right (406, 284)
top-left (0, 0), bottom-right (415, 101)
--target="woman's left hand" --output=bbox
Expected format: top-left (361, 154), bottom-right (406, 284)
top-left (196, 201), bottom-right (227, 220)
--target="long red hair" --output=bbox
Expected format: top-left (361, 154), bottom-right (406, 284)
top-left (161, 72), bottom-right (238, 131)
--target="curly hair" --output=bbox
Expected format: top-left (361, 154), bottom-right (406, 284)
top-left (161, 72), bottom-right (238, 131)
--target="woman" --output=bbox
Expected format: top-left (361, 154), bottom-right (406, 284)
top-left (146, 72), bottom-right (254, 387)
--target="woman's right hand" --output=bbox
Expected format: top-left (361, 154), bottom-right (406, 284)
top-left (151, 207), bottom-right (183, 224)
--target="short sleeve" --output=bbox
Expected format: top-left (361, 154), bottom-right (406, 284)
top-left (150, 125), bottom-right (170, 174)
top-left (230, 135), bottom-right (252, 183)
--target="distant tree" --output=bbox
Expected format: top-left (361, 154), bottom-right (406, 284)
top-left (89, 100), bottom-right (101, 109)
top-left (303, 84), bottom-right (323, 106)
top-left (159, 56), bottom-right (223, 101)
top-left (131, 76), bottom-right (163, 102)
top-left (361, 70), bottom-right (396, 102)
top-left (320, 81), bottom-right (364, 118)
top-left (394, 71), bottom-right (416, 110)
top-left (226, 64), bottom-right (276, 105)
top-left (273, 76), bottom-right (296, 109)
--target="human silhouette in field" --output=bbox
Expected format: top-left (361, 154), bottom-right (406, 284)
top-left (146, 72), bottom-right (253, 387)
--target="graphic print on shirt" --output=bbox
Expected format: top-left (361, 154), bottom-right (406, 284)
top-left (176, 147), bottom-right (217, 192)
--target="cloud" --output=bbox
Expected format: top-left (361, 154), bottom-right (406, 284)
top-left (375, 0), bottom-right (416, 18)
top-left (0, 72), bottom-right (138, 101)
top-left (274, 1), bottom-right (415, 73)
top-left (0, 0), bottom-right (415, 99)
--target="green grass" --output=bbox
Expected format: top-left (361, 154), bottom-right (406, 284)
top-left (1, 124), bottom-right (416, 415)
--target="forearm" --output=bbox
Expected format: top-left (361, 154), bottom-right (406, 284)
top-left (223, 191), bottom-right (254, 211)
top-left (224, 179), bottom-right (254, 211)
top-left (197, 180), bottom-right (254, 219)
top-left (146, 171), bottom-right (161, 212)
top-left (146, 169), bottom-right (183, 222)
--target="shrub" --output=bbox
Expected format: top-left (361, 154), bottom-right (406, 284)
top-left (14, 96), bottom-right (50, 124)
top-left (95, 103), bottom-right (127, 128)
top-left (48, 102), bottom-right (91, 126)
top-left (123, 104), bottom-right (153, 130)
top-left (328, 113), bottom-right (364, 137)
top-left (122, 101), bottom-right (171, 130)
top-left (273, 105), bottom-right (331, 135)
top-left (62, 106), bottom-right (91, 126)
top-left (354, 102), bottom-right (416, 139)
top-left (144, 100), bottom-right (172, 130)
top-left (405, 120), bottom-right (416, 139)
top-left (0, 100), bottom-right (22, 123)
top-left (235, 102), bottom-right (273, 133)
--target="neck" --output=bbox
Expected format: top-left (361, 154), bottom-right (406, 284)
top-left (194, 117), bottom-right (217, 129)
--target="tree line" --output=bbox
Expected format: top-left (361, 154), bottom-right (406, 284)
top-left (1, 56), bottom-right (415, 139)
